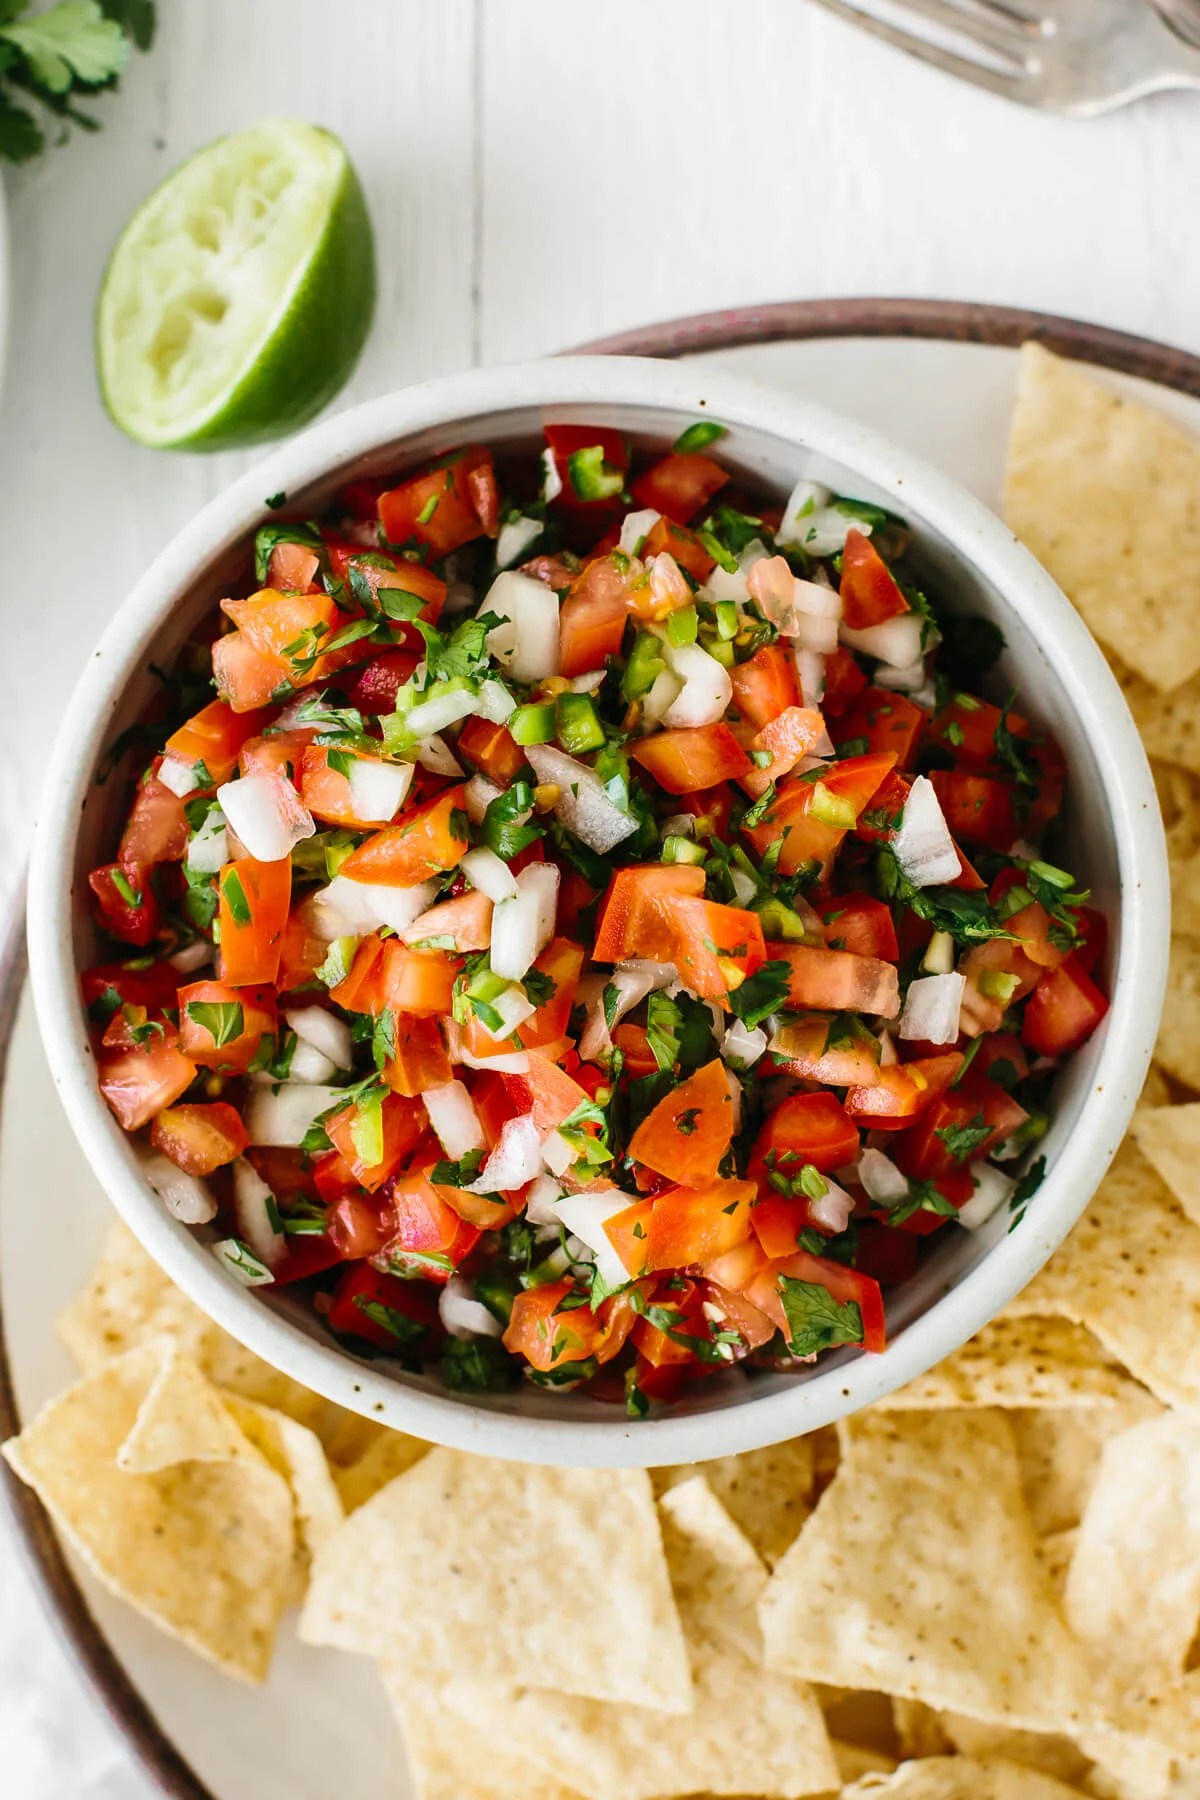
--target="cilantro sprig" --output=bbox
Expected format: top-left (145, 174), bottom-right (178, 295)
top-left (0, 0), bottom-right (154, 166)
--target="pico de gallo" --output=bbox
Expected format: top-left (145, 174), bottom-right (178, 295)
top-left (81, 420), bottom-right (1108, 1415)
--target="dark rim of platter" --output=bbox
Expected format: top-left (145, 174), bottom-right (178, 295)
top-left (1, 295), bottom-right (1198, 1800)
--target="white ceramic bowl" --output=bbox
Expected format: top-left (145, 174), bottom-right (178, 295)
top-left (26, 356), bottom-right (1168, 1467)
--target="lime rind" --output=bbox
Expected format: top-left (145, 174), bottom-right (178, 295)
top-left (97, 118), bottom-right (375, 452)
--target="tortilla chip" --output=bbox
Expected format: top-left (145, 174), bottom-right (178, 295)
top-left (1119, 1678), bottom-right (1200, 1766)
top-left (1140, 1064), bottom-right (1175, 1112)
top-left (940, 1713), bottom-right (1093, 1789)
top-left (875, 1317), bottom-right (1133, 1412)
top-left (892, 1698), bottom-right (956, 1759)
top-left (1003, 343), bottom-right (1200, 692)
top-left (1008, 1399), bottom-right (1162, 1537)
top-left (1131, 1105), bottom-right (1200, 1229)
top-left (2, 1346), bottom-right (293, 1682)
top-left (1154, 761), bottom-right (1200, 858)
top-left (1065, 1411), bottom-right (1200, 1704)
top-left (331, 1427), bottom-right (430, 1513)
top-left (1155, 943), bottom-right (1200, 1093)
top-left (1037, 1529), bottom-right (1077, 1602)
top-left (380, 1667), bottom-right (585, 1800)
top-left (820, 1688), bottom-right (903, 1762)
top-left (300, 1448), bottom-right (693, 1713)
top-left (1124, 669), bottom-right (1200, 776)
top-left (758, 1411), bottom-right (1098, 1732)
top-left (57, 1220), bottom-right (354, 1446)
top-left (832, 1741), bottom-right (898, 1781)
top-left (117, 1350), bottom-right (251, 1472)
top-left (652, 1435), bottom-right (815, 1566)
top-left (841, 1755), bottom-right (1090, 1797)
top-left (1013, 1139), bottom-right (1200, 1417)
top-left (221, 1394), bottom-right (343, 1590)
top-left (437, 1477), bottom-right (839, 1800)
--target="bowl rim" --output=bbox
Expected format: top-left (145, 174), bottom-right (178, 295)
top-left (25, 353), bottom-right (1169, 1467)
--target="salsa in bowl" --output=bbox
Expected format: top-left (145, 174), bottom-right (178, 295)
top-left (28, 359), bottom-right (1165, 1464)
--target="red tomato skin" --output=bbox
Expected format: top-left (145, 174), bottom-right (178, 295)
top-left (217, 858), bottom-right (292, 987)
top-left (748, 1092), bottom-right (860, 1185)
top-left (326, 1263), bottom-right (441, 1351)
top-left (89, 863), bottom-right (159, 946)
top-left (629, 452), bottom-right (729, 523)
top-left (1022, 952), bottom-right (1109, 1057)
top-left (820, 645), bottom-right (869, 717)
top-left (150, 1101), bottom-right (247, 1176)
top-left (342, 647), bottom-right (422, 714)
top-left (729, 645), bottom-right (801, 732)
top-left (630, 723), bottom-right (752, 794)
top-left (838, 531), bottom-right (910, 629)
top-left (830, 686), bottom-right (925, 769)
top-left (119, 771), bottom-right (191, 866)
top-left (377, 447), bottom-right (495, 557)
top-left (819, 893), bottom-right (899, 962)
top-left (929, 769), bottom-right (1019, 853)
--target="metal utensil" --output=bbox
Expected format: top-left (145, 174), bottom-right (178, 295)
top-left (807, 0), bottom-right (1200, 114)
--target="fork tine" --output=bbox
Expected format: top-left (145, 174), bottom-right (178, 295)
top-left (875, 0), bottom-right (1035, 65)
top-left (807, 0), bottom-right (1026, 97)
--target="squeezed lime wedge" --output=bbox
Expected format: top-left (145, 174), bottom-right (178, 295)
top-left (97, 118), bottom-right (375, 451)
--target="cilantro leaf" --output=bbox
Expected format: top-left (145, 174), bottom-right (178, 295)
top-left (1, 0), bottom-right (127, 91)
top-left (875, 847), bottom-right (1013, 946)
top-left (777, 1276), bottom-right (864, 1357)
top-left (415, 612), bottom-right (500, 683)
top-left (935, 1113), bottom-right (991, 1163)
top-left (480, 781), bottom-right (544, 861)
top-left (252, 519), bottom-right (323, 585)
top-left (441, 1337), bottom-right (516, 1392)
top-left (726, 959), bottom-right (790, 1029)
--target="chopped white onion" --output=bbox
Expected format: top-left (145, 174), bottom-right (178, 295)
top-left (141, 1150), bottom-right (217, 1225)
top-left (794, 503), bottom-right (871, 558)
top-left (186, 807), bottom-right (229, 875)
top-left (232, 1158), bottom-right (285, 1267)
top-left (578, 958), bottom-right (678, 1061)
top-left (662, 642), bottom-right (733, 730)
top-left (490, 862), bottom-right (560, 981)
top-left (315, 875), bottom-right (438, 938)
top-left (476, 678), bottom-right (517, 723)
top-left (211, 1239), bottom-right (275, 1287)
top-left (777, 478), bottom-right (833, 548)
top-left (892, 775), bottom-right (960, 888)
top-left (857, 1147), bottom-right (910, 1206)
top-left (570, 669), bottom-right (607, 694)
top-left (416, 734), bottom-right (464, 777)
top-left (439, 1276), bottom-right (503, 1339)
top-left (453, 1044), bottom-right (530, 1075)
top-left (554, 1187), bottom-right (634, 1290)
top-left (480, 984), bottom-right (537, 1041)
top-left (840, 612), bottom-right (927, 670)
top-left (525, 743), bottom-right (637, 854)
top-left (484, 571), bottom-right (561, 684)
top-left (793, 647), bottom-right (826, 707)
top-left (461, 845), bottom-right (518, 903)
top-left (423, 1081), bottom-right (485, 1159)
top-left (789, 612), bottom-right (839, 654)
top-left (876, 657), bottom-right (928, 694)
top-left (244, 1083), bottom-right (346, 1148)
top-left (525, 1174), bottom-right (565, 1226)
top-left (217, 772), bottom-right (315, 864)
top-left (722, 1018), bottom-right (768, 1069)
top-left (540, 445), bottom-right (562, 503)
top-left (878, 1028), bottom-right (899, 1068)
top-left (641, 666), bottom-right (683, 726)
top-left (541, 1131), bottom-right (576, 1177)
top-left (900, 972), bottom-right (965, 1045)
top-left (404, 686), bottom-right (479, 739)
top-left (346, 757), bottom-right (413, 824)
top-left (467, 1113), bottom-right (543, 1193)
top-left (286, 1041), bottom-right (339, 1084)
top-left (619, 507), bottom-right (661, 555)
top-left (284, 1005), bottom-right (354, 1071)
top-left (158, 755), bottom-right (202, 798)
top-left (809, 1174), bottom-right (855, 1235)
top-left (464, 773), bottom-right (503, 824)
top-left (703, 535), bottom-right (770, 605)
top-left (495, 514), bottom-right (544, 571)
top-left (168, 939), bottom-right (212, 974)
top-left (959, 1162), bottom-right (1018, 1230)
top-left (794, 578), bottom-right (842, 620)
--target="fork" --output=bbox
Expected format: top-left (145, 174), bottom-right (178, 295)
top-left (807, 0), bottom-right (1200, 114)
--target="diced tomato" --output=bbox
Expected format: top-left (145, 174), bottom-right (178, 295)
top-left (150, 1102), bottom-right (247, 1176)
top-left (502, 1054), bottom-right (592, 1134)
top-left (819, 893), bottom-right (899, 962)
top-left (742, 707), bottom-right (826, 796)
top-left (641, 517), bottom-right (715, 581)
top-left (330, 935), bottom-right (460, 1019)
top-left (830, 686), bottom-right (925, 769)
top-left (314, 1146), bottom-right (364, 1209)
top-left (627, 1060), bottom-right (740, 1188)
top-left (544, 424), bottom-right (629, 515)
top-left (265, 539), bottom-right (320, 592)
top-left (276, 900), bottom-right (328, 993)
top-left (853, 768), bottom-right (910, 846)
top-left (853, 1222), bottom-right (920, 1287)
top-left (667, 898), bottom-right (766, 1000)
top-left (97, 1033), bottom-right (197, 1132)
top-left (326, 1188), bottom-right (395, 1262)
top-left (177, 980), bottom-right (276, 1071)
top-left (926, 694), bottom-right (1027, 766)
top-left (382, 1015), bottom-right (453, 1096)
top-left (838, 530), bottom-right (909, 629)
top-left (631, 1278), bottom-right (712, 1368)
top-left (82, 959), bottom-right (179, 1020)
top-left (165, 700), bottom-right (272, 786)
top-left (929, 769), bottom-right (1018, 853)
top-left (845, 1053), bottom-right (964, 1129)
top-left (729, 644), bottom-right (801, 731)
top-left (1022, 952), bottom-right (1109, 1057)
top-left (750, 1194), bottom-right (819, 1260)
top-left (239, 727), bottom-right (315, 783)
top-left (406, 888), bottom-right (493, 953)
top-left (503, 1278), bottom-right (640, 1372)
top-left (748, 1092), bottom-right (860, 1186)
top-left (326, 1092), bottom-right (426, 1191)
top-left (770, 941), bottom-right (899, 1018)
top-left (326, 1262), bottom-right (441, 1353)
top-left (769, 1013), bottom-right (882, 1088)
top-left (629, 451), bottom-right (729, 523)
top-left (379, 1168), bottom-right (481, 1277)
top-left (611, 1020), bottom-right (659, 1077)
top-left (212, 630), bottom-right (290, 713)
top-left (592, 864), bottom-right (706, 963)
top-left (1073, 906), bottom-right (1108, 978)
top-left (958, 938), bottom-right (1042, 1037)
top-left (89, 863), bottom-right (158, 946)
top-left (748, 1249), bottom-right (886, 1354)
top-left (456, 715), bottom-right (526, 785)
top-left (742, 753), bottom-right (896, 876)
top-left (342, 647), bottom-right (423, 715)
top-left (222, 587), bottom-right (337, 664)
top-left (217, 858), bottom-right (291, 987)
top-left (892, 1082), bottom-right (1028, 1185)
top-left (119, 772), bottom-right (190, 866)
top-left (558, 554), bottom-right (631, 676)
top-left (631, 723), bottom-right (751, 795)
top-left (340, 786), bottom-right (469, 885)
top-left (820, 645), bottom-right (869, 717)
top-left (325, 541), bottom-right (447, 624)
top-left (378, 447), bottom-right (496, 556)
top-left (298, 746), bottom-right (410, 831)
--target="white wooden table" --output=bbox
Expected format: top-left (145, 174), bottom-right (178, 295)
top-left (3, 1), bottom-right (1200, 1791)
